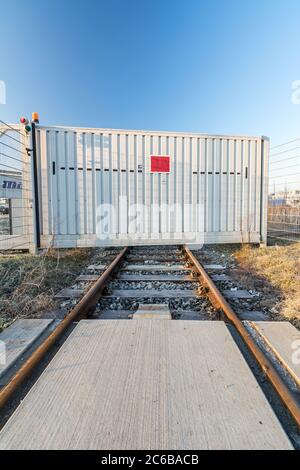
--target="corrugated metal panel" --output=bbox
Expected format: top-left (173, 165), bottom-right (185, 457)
top-left (35, 126), bottom-right (269, 247)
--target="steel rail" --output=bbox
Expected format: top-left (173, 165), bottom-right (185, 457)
top-left (0, 246), bottom-right (128, 410)
top-left (184, 245), bottom-right (300, 428)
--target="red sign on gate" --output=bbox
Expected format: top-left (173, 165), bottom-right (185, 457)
top-left (150, 155), bottom-right (170, 173)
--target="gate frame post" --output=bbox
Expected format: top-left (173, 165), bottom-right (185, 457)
top-left (29, 122), bottom-right (41, 252)
top-left (260, 136), bottom-right (270, 247)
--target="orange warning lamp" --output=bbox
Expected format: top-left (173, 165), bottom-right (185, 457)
top-left (32, 112), bottom-right (39, 123)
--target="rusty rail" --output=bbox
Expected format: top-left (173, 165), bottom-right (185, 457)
top-left (184, 245), bottom-right (300, 428)
top-left (0, 246), bottom-right (128, 410)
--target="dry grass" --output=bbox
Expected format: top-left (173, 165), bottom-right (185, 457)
top-left (0, 248), bottom-right (94, 331)
top-left (233, 243), bottom-right (300, 325)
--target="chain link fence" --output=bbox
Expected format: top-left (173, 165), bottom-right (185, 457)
top-left (0, 119), bottom-right (34, 250)
top-left (268, 138), bottom-right (300, 242)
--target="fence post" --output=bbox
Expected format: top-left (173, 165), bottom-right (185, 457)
top-left (260, 136), bottom-right (269, 247)
top-left (30, 122), bottom-right (41, 251)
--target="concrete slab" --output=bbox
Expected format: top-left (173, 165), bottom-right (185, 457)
top-left (239, 311), bottom-right (269, 321)
top-left (133, 304), bottom-right (171, 320)
top-left (117, 273), bottom-right (192, 282)
top-left (204, 264), bottom-right (225, 270)
top-left (76, 274), bottom-right (99, 282)
top-left (0, 319), bottom-right (53, 380)
top-left (251, 321), bottom-right (300, 386)
top-left (126, 256), bottom-right (185, 262)
top-left (211, 274), bottom-right (231, 281)
top-left (86, 264), bottom-right (106, 271)
top-left (222, 289), bottom-right (253, 299)
top-left (121, 264), bottom-right (189, 272)
top-left (104, 289), bottom-right (198, 298)
top-left (0, 320), bottom-right (292, 450)
top-left (54, 288), bottom-right (84, 299)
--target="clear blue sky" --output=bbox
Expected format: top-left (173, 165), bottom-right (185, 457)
top-left (1, 0), bottom-right (300, 147)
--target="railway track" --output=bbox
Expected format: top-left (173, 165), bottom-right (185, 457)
top-left (0, 245), bottom-right (299, 447)
top-left (94, 245), bottom-right (218, 320)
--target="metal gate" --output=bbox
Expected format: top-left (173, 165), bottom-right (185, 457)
top-left (35, 125), bottom-right (269, 248)
top-left (0, 121), bottom-right (35, 251)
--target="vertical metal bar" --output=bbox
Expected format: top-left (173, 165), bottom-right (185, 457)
top-left (260, 137), bottom-right (270, 245)
top-left (240, 140), bottom-right (244, 234)
top-left (31, 122), bottom-right (41, 249)
top-left (8, 198), bottom-right (12, 235)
